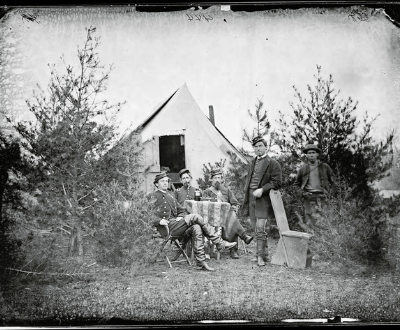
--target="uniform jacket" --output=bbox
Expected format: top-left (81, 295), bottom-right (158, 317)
top-left (294, 160), bottom-right (334, 196)
top-left (241, 155), bottom-right (282, 219)
top-left (175, 185), bottom-right (197, 205)
top-left (203, 185), bottom-right (240, 207)
top-left (149, 190), bottom-right (187, 227)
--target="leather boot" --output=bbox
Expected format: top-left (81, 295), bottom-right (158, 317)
top-left (264, 241), bottom-right (271, 262)
top-left (217, 240), bottom-right (237, 251)
top-left (257, 239), bottom-right (267, 267)
top-left (230, 247), bottom-right (239, 259)
top-left (198, 261), bottom-right (215, 271)
top-left (204, 240), bottom-right (211, 260)
top-left (200, 224), bottom-right (223, 246)
top-left (230, 238), bottom-right (239, 259)
top-left (239, 232), bottom-right (254, 245)
top-left (264, 238), bottom-right (270, 262)
top-left (200, 224), bottom-right (236, 251)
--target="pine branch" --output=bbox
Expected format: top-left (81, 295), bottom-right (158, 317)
top-left (62, 182), bottom-right (73, 208)
top-left (80, 200), bottom-right (99, 212)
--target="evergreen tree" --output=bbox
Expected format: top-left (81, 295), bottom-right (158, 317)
top-left (0, 132), bottom-right (29, 272)
top-left (10, 26), bottom-right (124, 258)
top-left (243, 98), bottom-right (277, 152)
top-left (93, 130), bottom-right (158, 268)
top-left (275, 65), bottom-right (394, 202)
top-left (224, 149), bottom-right (251, 205)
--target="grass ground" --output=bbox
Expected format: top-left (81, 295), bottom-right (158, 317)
top-left (1, 238), bottom-right (400, 326)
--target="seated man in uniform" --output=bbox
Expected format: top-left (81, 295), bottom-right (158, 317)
top-left (150, 172), bottom-right (237, 271)
top-left (202, 168), bottom-right (254, 259)
top-left (175, 168), bottom-right (214, 260)
top-left (175, 168), bottom-right (199, 205)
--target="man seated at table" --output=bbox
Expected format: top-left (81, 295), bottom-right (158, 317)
top-left (150, 172), bottom-right (237, 271)
top-left (176, 167), bottom-right (216, 259)
top-left (175, 168), bottom-right (200, 205)
top-left (202, 168), bottom-right (254, 259)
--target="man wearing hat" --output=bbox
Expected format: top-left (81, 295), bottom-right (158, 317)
top-left (294, 142), bottom-right (335, 231)
top-left (241, 136), bottom-right (282, 266)
top-left (175, 168), bottom-right (199, 205)
top-left (203, 168), bottom-right (254, 259)
top-left (174, 168), bottom-right (209, 261)
top-left (150, 172), bottom-right (237, 271)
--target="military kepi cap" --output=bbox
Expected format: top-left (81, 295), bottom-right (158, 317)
top-left (251, 136), bottom-right (267, 146)
top-left (178, 168), bottom-right (190, 177)
top-left (303, 143), bottom-right (322, 154)
top-left (210, 168), bottom-right (223, 178)
top-left (154, 172), bottom-right (169, 184)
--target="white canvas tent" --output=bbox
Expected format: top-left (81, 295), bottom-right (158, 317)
top-left (133, 83), bottom-right (248, 193)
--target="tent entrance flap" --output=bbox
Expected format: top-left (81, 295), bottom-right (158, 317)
top-left (159, 135), bottom-right (185, 186)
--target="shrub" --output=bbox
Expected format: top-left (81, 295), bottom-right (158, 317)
top-left (92, 127), bottom-right (163, 270)
top-left (93, 179), bottom-right (160, 268)
top-left (0, 209), bottom-right (23, 288)
top-left (303, 177), bottom-right (391, 267)
top-left (275, 65), bottom-right (394, 202)
top-left (224, 150), bottom-right (250, 206)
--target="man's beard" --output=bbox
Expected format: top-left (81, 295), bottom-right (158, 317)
top-left (183, 182), bottom-right (190, 188)
top-left (213, 181), bottom-right (221, 190)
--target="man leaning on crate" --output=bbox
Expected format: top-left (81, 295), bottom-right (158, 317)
top-left (149, 172), bottom-right (237, 271)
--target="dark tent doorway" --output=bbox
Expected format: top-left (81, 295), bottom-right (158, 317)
top-left (159, 135), bottom-right (185, 188)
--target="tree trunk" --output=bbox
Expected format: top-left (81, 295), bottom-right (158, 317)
top-left (68, 172), bottom-right (83, 258)
top-left (68, 225), bottom-right (84, 258)
top-left (77, 226), bottom-right (83, 257)
top-left (68, 226), bottom-right (78, 257)
top-left (0, 171), bottom-right (9, 225)
top-left (67, 212), bottom-right (84, 258)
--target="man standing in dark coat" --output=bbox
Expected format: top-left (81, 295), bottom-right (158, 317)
top-left (241, 136), bottom-right (282, 266)
top-left (150, 172), bottom-right (236, 271)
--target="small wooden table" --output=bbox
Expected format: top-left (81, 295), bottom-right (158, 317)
top-left (184, 200), bottom-right (233, 260)
top-left (184, 200), bottom-right (232, 227)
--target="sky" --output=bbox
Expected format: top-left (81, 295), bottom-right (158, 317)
top-left (1, 5), bottom-right (400, 152)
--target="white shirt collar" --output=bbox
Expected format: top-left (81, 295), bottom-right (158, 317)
top-left (257, 153), bottom-right (267, 160)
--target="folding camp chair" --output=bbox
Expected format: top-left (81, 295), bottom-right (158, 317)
top-left (269, 190), bottom-right (313, 269)
top-left (152, 225), bottom-right (192, 268)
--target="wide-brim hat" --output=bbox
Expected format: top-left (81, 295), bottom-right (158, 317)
top-left (178, 168), bottom-right (190, 178)
top-left (210, 168), bottom-right (223, 178)
top-left (153, 172), bottom-right (170, 184)
top-left (303, 143), bottom-right (321, 154)
top-left (251, 136), bottom-right (267, 146)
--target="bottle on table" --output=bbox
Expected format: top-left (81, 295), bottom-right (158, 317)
top-left (194, 189), bottom-right (201, 201)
